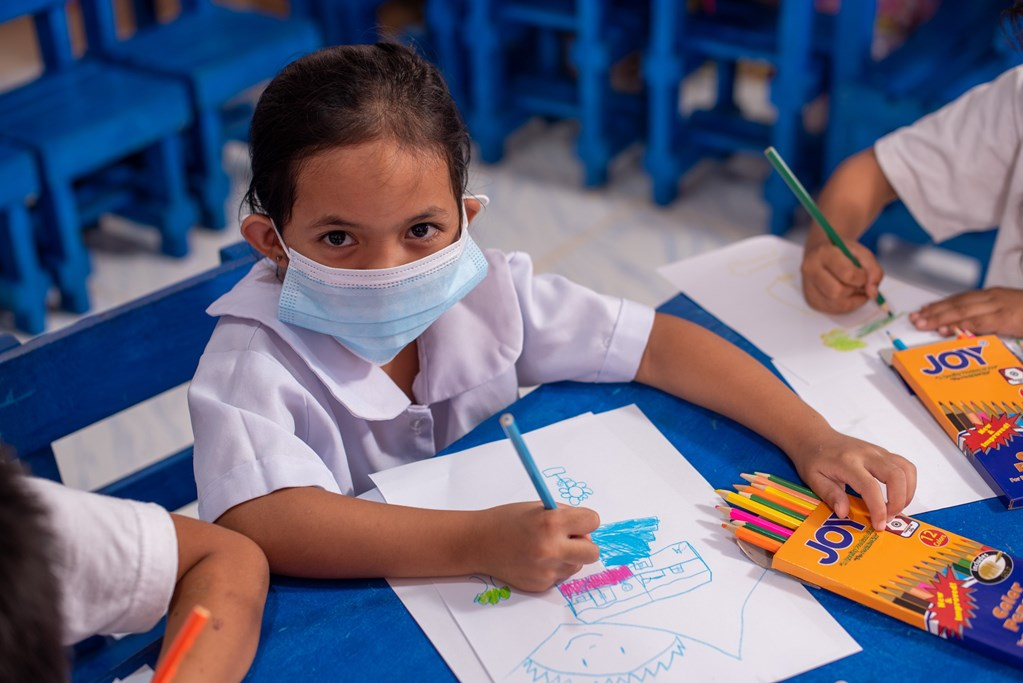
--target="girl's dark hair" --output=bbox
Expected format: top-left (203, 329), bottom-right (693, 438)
top-left (243, 43), bottom-right (471, 231)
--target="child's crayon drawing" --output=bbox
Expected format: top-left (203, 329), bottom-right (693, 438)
top-left (590, 516), bottom-right (659, 567)
top-left (520, 623), bottom-right (686, 682)
top-left (471, 575), bottom-right (511, 606)
top-left (542, 466), bottom-right (593, 506)
top-left (560, 541), bottom-right (712, 622)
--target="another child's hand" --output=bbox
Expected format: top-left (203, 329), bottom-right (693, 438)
top-left (801, 241), bottom-right (885, 314)
top-left (909, 288), bottom-right (1023, 337)
top-left (791, 432), bottom-right (917, 532)
top-left (473, 503), bottom-right (600, 592)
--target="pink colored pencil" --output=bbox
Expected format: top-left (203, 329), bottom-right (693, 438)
top-left (715, 504), bottom-right (793, 538)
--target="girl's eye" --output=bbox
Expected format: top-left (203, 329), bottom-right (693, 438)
top-left (408, 223), bottom-right (439, 240)
top-left (324, 231), bottom-right (352, 247)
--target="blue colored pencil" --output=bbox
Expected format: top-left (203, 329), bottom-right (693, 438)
top-left (500, 413), bottom-right (558, 510)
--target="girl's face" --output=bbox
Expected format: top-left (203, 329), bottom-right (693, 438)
top-left (275, 138), bottom-right (472, 270)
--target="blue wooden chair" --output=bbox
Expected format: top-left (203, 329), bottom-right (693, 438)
top-left (824, 1), bottom-right (1017, 285)
top-left (0, 242), bottom-right (258, 682)
top-left (83, 0), bottom-right (322, 231)
top-left (465, 0), bottom-right (647, 187)
top-left (0, 141), bottom-right (48, 334)
top-left (643, 0), bottom-right (874, 236)
top-left (304, 0), bottom-right (390, 46)
top-left (0, 1), bottom-right (197, 315)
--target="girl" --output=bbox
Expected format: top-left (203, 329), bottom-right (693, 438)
top-left (189, 43), bottom-right (916, 592)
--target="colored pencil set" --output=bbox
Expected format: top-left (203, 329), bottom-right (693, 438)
top-left (717, 470), bottom-right (1023, 668)
top-left (715, 471), bottom-right (820, 555)
top-left (890, 334), bottom-right (1023, 508)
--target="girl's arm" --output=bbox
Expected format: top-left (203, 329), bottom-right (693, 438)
top-left (162, 515), bottom-right (269, 683)
top-left (801, 148), bottom-right (898, 314)
top-left (634, 312), bottom-right (917, 530)
top-left (216, 488), bottom-right (600, 592)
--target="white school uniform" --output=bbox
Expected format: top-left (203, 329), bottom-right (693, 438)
top-left (25, 478), bottom-right (178, 645)
top-left (875, 64), bottom-right (1023, 288)
top-left (189, 248), bottom-right (655, 522)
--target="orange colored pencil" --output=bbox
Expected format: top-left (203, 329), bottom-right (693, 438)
top-left (152, 605), bottom-right (211, 683)
top-left (732, 525), bottom-right (783, 553)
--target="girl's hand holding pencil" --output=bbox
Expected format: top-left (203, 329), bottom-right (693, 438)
top-left (486, 414), bottom-right (600, 592)
top-left (470, 502), bottom-right (600, 592)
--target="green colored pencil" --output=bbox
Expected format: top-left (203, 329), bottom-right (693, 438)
top-left (753, 471), bottom-right (820, 500)
top-left (764, 146), bottom-right (891, 316)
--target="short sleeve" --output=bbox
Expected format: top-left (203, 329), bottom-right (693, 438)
top-left (508, 252), bottom-right (655, 386)
top-left (189, 346), bottom-right (345, 522)
top-left (25, 479), bottom-right (178, 644)
top-left (874, 65), bottom-right (1023, 241)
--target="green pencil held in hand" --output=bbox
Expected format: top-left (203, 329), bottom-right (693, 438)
top-left (764, 146), bottom-right (892, 317)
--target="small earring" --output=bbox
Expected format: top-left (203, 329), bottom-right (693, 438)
top-left (275, 255), bottom-right (284, 280)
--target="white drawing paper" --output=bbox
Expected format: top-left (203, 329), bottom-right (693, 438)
top-left (657, 236), bottom-right (993, 512)
top-left (373, 406), bottom-right (859, 682)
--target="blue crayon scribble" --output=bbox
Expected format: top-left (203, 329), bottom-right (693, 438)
top-left (591, 517), bottom-right (660, 567)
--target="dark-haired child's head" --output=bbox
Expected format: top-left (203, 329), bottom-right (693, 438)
top-left (0, 453), bottom-right (66, 683)
top-left (243, 42), bottom-right (471, 232)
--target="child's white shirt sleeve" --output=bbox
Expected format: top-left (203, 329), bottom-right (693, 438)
top-left (874, 65), bottom-right (1023, 287)
top-left (24, 478), bottom-right (178, 645)
top-left (508, 251), bottom-right (655, 386)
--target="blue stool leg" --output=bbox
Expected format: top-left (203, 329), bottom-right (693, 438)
top-left (193, 108), bottom-right (229, 232)
top-left (146, 134), bottom-right (194, 258)
top-left (765, 0), bottom-right (814, 236)
top-left (575, 0), bottom-right (611, 187)
top-left (427, 0), bottom-right (468, 112)
top-left (2, 204), bottom-right (48, 334)
top-left (38, 178), bottom-right (90, 314)
top-left (644, 0), bottom-right (684, 205)
top-left (467, 0), bottom-right (506, 164)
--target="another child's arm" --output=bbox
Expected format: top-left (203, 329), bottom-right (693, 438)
top-left (634, 313), bottom-right (917, 530)
top-left (217, 489), bottom-right (599, 592)
top-left (162, 515), bottom-right (269, 683)
top-left (800, 148), bottom-right (897, 314)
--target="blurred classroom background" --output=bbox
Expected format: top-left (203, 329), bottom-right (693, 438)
top-left (0, 0), bottom-right (1016, 492)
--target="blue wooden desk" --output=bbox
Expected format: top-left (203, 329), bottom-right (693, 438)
top-left (241, 293), bottom-right (1023, 682)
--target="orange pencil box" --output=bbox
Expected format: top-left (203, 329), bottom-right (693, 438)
top-left (888, 335), bottom-right (1023, 509)
top-left (768, 498), bottom-right (1023, 668)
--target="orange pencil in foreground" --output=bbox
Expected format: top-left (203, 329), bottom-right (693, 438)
top-left (153, 605), bottom-right (211, 683)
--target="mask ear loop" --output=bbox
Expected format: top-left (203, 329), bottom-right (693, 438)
top-left (269, 218), bottom-right (290, 281)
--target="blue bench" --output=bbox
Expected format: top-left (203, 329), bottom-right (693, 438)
top-left (0, 242), bottom-right (258, 682)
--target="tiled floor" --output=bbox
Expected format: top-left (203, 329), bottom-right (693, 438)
top-left (2, 30), bottom-right (981, 499)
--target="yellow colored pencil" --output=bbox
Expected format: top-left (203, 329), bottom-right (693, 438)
top-left (715, 490), bottom-right (801, 530)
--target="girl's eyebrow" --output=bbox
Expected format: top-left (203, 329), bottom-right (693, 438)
top-left (308, 207), bottom-right (451, 230)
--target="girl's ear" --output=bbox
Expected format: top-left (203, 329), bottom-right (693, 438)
top-left (464, 197), bottom-right (484, 225)
top-left (241, 214), bottom-right (288, 264)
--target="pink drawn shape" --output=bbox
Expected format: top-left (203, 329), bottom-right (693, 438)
top-left (558, 566), bottom-right (635, 598)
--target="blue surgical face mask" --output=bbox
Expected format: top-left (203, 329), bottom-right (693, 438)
top-left (272, 200), bottom-right (489, 365)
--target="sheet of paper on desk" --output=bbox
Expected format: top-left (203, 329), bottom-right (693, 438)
top-left (372, 406), bottom-right (859, 682)
top-left (657, 236), bottom-right (993, 514)
top-left (656, 235), bottom-right (940, 385)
